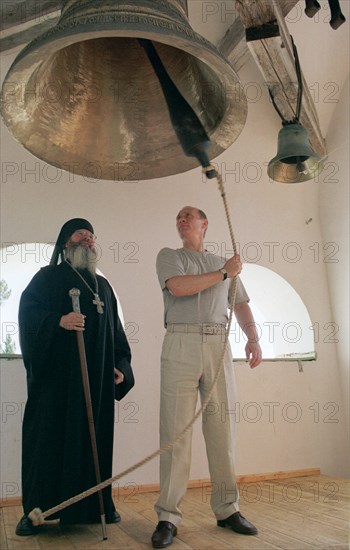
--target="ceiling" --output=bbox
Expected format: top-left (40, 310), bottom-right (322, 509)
top-left (0, 1), bottom-right (349, 159)
top-left (188, 0), bottom-right (349, 141)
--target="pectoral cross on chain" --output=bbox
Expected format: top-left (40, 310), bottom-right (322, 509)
top-left (93, 293), bottom-right (104, 314)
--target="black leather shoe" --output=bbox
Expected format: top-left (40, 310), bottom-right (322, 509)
top-left (107, 510), bottom-right (121, 524)
top-left (151, 521), bottom-right (177, 548)
top-left (217, 511), bottom-right (258, 535)
top-left (15, 515), bottom-right (40, 536)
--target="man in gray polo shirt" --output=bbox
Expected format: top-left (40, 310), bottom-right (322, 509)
top-left (151, 206), bottom-right (262, 549)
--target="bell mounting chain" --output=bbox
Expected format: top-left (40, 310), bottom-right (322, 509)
top-left (266, 32), bottom-right (323, 183)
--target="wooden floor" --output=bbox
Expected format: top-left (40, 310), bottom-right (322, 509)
top-left (1, 475), bottom-right (349, 549)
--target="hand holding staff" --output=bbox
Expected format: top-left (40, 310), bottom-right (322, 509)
top-left (59, 310), bottom-right (86, 331)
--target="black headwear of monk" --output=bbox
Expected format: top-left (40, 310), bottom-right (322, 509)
top-left (50, 218), bottom-right (94, 266)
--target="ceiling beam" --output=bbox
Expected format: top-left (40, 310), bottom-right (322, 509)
top-left (219, 0), bottom-right (298, 71)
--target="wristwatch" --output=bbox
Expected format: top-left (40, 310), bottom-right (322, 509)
top-left (219, 268), bottom-right (228, 280)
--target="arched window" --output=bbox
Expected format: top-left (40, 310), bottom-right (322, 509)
top-left (230, 264), bottom-right (316, 361)
top-left (1, 245), bottom-right (315, 361)
top-left (0, 243), bottom-right (125, 356)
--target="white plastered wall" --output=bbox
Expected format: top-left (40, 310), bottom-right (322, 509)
top-left (0, 57), bottom-right (349, 504)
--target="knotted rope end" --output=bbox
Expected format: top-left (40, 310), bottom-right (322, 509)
top-left (28, 507), bottom-right (45, 526)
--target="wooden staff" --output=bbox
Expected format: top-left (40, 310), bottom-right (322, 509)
top-left (69, 288), bottom-right (107, 540)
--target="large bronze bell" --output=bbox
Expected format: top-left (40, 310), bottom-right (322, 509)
top-left (1, 0), bottom-right (247, 181)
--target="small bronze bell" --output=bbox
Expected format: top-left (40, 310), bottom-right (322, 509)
top-left (268, 122), bottom-right (323, 183)
top-left (267, 34), bottom-right (324, 184)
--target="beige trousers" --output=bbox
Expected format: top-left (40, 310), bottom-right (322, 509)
top-left (155, 331), bottom-right (240, 526)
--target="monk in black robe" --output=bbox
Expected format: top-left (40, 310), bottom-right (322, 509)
top-left (16, 218), bottom-right (134, 536)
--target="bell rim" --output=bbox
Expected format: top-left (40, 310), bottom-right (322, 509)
top-left (267, 158), bottom-right (324, 183)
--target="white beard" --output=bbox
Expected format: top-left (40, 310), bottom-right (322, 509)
top-left (65, 245), bottom-right (98, 275)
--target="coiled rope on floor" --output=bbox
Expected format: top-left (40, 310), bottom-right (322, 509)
top-left (29, 167), bottom-right (239, 526)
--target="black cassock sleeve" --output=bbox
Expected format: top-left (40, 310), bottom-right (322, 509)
top-left (19, 267), bottom-right (64, 385)
top-left (19, 265), bottom-right (135, 399)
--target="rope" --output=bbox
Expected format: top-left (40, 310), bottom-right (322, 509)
top-left (29, 167), bottom-right (239, 526)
